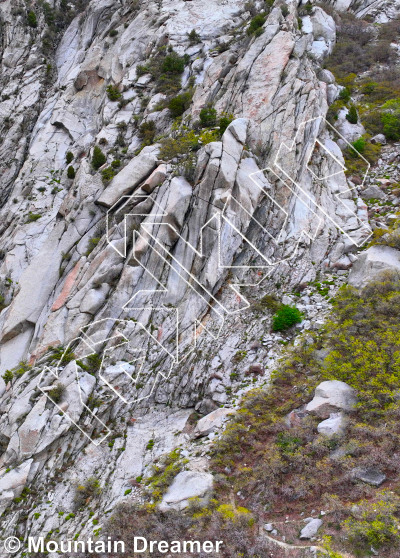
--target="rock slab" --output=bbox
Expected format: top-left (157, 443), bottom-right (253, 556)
top-left (159, 470), bottom-right (213, 512)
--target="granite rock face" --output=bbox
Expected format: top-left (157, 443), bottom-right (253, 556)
top-left (0, 0), bottom-right (394, 549)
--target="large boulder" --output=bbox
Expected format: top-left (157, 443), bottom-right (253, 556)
top-left (349, 245), bottom-right (400, 289)
top-left (352, 467), bottom-right (386, 487)
top-left (300, 518), bottom-right (323, 540)
top-left (194, 408), bottom-right (235, 438)
top-left (361, 185), bottom-right (385, 200)
top-left (97, 145), bottom-right (159, 208)
top-left (158, 470), bottom-right (213, 512)
top-left (306, 381), bottom-right (357, 418)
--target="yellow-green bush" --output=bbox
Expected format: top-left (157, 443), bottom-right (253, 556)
top-left (343, 492), bottom-right (400, 551)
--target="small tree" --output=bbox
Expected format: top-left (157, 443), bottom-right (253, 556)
top-left (188, 29), bottom-right (201, 45)
top-left (161, 52), bottom-right (185, 74)
top-left (2, 370), bottom-right (13, 385)
top-left (168, 92), bottom-right (192, 118)
top-left (67, 166), bottom-right (76, 179)
top-left (48, 383), bottom-right (65, 403)
top-left (139, 121), bottom-right (156, 146)
top-left (106, 85), bottom-right (121, 102)
top-left (101, 167), bottom-right (115, 183)
top-left (200, 105), bottom-right (217, 127)
top-left (66, 151), bottom-right (74, 164)
top-left (219, 113), bottom-right (234, 135)
top-left (247, 14), bottom-right (266, 35)
top-left (92, 146), bottom-right (106, 170)
top-left (346, 105), bottom-right (358, 124)
top-left (27, 11), bottom-right (37, 28)
top-left (339, 87), bottom-right (351, 102)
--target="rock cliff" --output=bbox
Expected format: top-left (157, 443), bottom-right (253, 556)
top-left (0, 0), bottom-right (399, 556)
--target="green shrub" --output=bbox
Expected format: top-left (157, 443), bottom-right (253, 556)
top-left (66, 151), bottom-right (74, 164)
top-left (101, 166), bottom-right (115, 183)
top-left (281, 4), bottom-right (289, 17)
top-left (219, 113), bottom-right (234, 135)
top-left (85, 353), bottom-right (103, 373)
top-left (136, 64), bottom-right (149, 77)
top-left (67, 166), bottom-right (75, 179)
top-left (161, 52), bottom-right (185, 74)
top-left (27, 11), bottom-right (37, 28)
top-left (272, 305), bottom-right (302, 331)
top-left (139, 120), bottom-right (156, 146)
top-left (74, 477), bottom-right (101, 508)
top-left (350, 137), bottom-right (366, 155)
top-left (50, 345), bottom-right (75, 364)
top-left (159, 130), bottom-right (199, 160)
top-left (305, 1), bottom-right (312, 13)
top-left (324, 15), bottom-right (374, 78)
top-left (26, 212), bottom-right (41, 223)
top-left (109, 29), bottom-right (118, 37)
top-left (200, 105), bottom-right (217, 127)
top-left (339, 87), bottom-right (351, 102)
top-left (247, 14), bottom-right (266, 35)
top-left (48, 383), bottom-right (65, 403)
top-left (373, 40), bottom-right (392, 63)
top-left (168, 91), bottom-right (192, 118)
top-left (188, 29), bottom-right (201, 44)
top-left (92, 146), bottom-right (106, 170)
top-left (381, 98), bottom-right (400, 140)
top-left (106, 85), bottom-right (121, 102)
top-left (344, 139), bottom-right (381, 177)
top-left (2, 370), bottom-right (13, 385)
top-left (111, 159), bottom-right (121, 169)
top-left (346, 105), bottom-right (358, 124)
top-left (85, 237), bottom-right (101, 256)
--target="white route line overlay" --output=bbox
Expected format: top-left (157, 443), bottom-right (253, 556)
top-left (37, 116), bottom-right (372, 444)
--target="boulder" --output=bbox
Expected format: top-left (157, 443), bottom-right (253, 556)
top-left (348, 245), bottom-right (400, 289)
top-left (141, 164), bottom-right (167, 193)
top-left (194, 408), bottom-right (235, 437)
top-left (317, 412), bottom-right (346, 437)
top-left (371, 134), bottom-right (386, 145)
top-left (159, 470), bottom-right (213, 512)
top-left (352, 467), bottom-right (386, 487)
top-left (300, 518), bottom-right (323, 540)
top-left (310, 8), bottom-right (336, 49)
top-left (318, 69), bottom-right (335, 84)
top-left (97, 146), bottom-right (159, 208)
top-left (306, 381), bottom-right (357, 418)
top-left (361, 185), bottom-right (385, 200)
top-left (336, 108), bottom-right (366, 144)
top-left (226, 118), bottom-right (248, 145)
